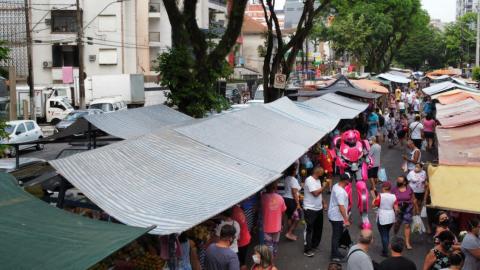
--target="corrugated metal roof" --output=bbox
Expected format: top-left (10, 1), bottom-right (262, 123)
top-left (377, 73), bottom-right (411, 84)
top-left (50, 95), bottom-right (367, 235)
top-left (422, 81), bottom-right (479, 96)
top-left (50, 129), bottom-right (280, 235)
top-left (304, 93), bottom-right (368, 119)
top-left (50, 105), bottom-right (193, 140)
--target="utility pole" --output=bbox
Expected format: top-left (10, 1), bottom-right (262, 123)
top-left (76, 0), bottom-right (86, 109)
top-left (24, 0), bottom-right (35, 120)
top-left (476, 0), bottom-right (480, 67)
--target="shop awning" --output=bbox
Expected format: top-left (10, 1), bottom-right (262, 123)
top-left (428, 165), bottom-right (480, 214)
top-left (376, 73), bottom-right (411, 84)
top-left (422, 81), bottom-right (479, 96)
top-left (49, 105), bottom-right (193, 140)
top-left (436, 99), bottom-right (480, 126)
top-left (0, 173), bottom-right (151, 270)
top-left (51, 95), bottom-right (367, 235)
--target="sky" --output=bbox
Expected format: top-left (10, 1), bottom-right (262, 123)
top-left (421, 0), bottom-right (456, 22)
top-left (274, 0), bottom-right (457, 23)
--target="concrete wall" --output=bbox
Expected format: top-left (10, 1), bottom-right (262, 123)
top-left (242, 34), bottom-right (264, 73)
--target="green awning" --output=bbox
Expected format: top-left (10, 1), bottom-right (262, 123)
top-left (0, 173), bottom-right (152, 270)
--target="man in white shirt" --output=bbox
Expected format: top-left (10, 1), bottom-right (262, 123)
top-left (328, 172), bottom-right (351, 261)
top-left (408, 115), bottom-right (424, 149)
top-left (303, 166), bottom-right (327, 257)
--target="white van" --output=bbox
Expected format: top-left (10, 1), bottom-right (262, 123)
top-left (89, 97), bottom-right (127, 113)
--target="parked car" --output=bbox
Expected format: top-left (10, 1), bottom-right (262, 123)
top-left (2, 120), bottom-right (44, 156)
top-left (225, 86), bottom-right (241, 104)
top-left (55, 109), bottom-right (103, 133)
top-left (89, 97), bottom-right (128, 113)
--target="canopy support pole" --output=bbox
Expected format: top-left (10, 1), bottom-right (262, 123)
top-left (168, 234), bottom-right (178, 270)
top-left (56, 177), bottom-right (67, 209)
top-left (87, 123), bottom-right (92, 150)
top-left (93, 131), bottom-right (97, 149)
top-left (15, 145), bottom-right (20, 169)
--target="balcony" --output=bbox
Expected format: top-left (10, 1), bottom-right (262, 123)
top-left (208, 0), bottom-right (227, 12)
top-left (149, 2), bottom-right (161, 18)
top-left (149, 32), bottom-right (161, 47)
top-left (209, 0), bottom-right (226, 6)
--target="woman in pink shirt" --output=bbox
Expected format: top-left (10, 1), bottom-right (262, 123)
top-left (261, 181), bottom-right (286, 257)
top-left (422, 114), bottom-right (436, 151)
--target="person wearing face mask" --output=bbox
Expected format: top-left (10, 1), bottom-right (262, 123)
top-left (407, 163), bottom-right (427, 212)
top-left (250, 245), bottom-right (278, 270)
top-left (460, 218), bottom-right (480, 270)
top-left (423, 230), bottom-right (455, 270)
top-left (206, 224), bottom-right (240, 270)
top-left (392, 176), bottom-right (415, 250)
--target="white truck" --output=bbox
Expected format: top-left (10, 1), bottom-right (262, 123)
top-left (15, 85), bottom-right (74, 124)
top-left (84, 74), bottom-right (145, 107)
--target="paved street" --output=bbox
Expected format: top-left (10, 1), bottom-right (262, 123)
top-left (275, 141), bottom-right (436, 269)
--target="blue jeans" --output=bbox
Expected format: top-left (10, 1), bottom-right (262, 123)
top-left (330, 220), bottom-right (344, 259)
top-left (377, 222), bottom-right (393, 255)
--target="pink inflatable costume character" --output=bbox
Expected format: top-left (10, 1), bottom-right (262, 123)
top-left (334, 129), bottom-right (374, 228)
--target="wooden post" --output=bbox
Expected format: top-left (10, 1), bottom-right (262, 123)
top-left (8, 67), bottom-right (17, 120)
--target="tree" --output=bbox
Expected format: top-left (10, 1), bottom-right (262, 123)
top-left (0, 41), bottom-right (9, 156)
top-left (314, 0), bottom-right (424, 73)
top-left (155, 0), bottom-right (248, 117)
top-left (260, 0), bottom-right (332, 103)
top-left (444, 12), bottom-right (477, 67)
top-left (395, 24), bottom-right (447, 71)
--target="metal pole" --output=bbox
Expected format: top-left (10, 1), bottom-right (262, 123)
top-left (24, 0), bottom-right (35, 120)
top-left (76, 0), bottom-right (86, 109)
top-left (8, 67), bottom-right (17, 120)
top-left (476, 0), bottom-right (480, 67)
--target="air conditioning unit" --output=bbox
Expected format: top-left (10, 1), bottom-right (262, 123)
top-left (42, 61), bottom-right (52, 68)
top-left (88, 55), bottom-right (96, 62)
top-left (45, 18), bottom-right (51, 26)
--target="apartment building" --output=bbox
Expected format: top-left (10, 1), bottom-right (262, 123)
top-left (1, 0), bottom-right (225, 87)
top-left (457, 0), bottom-right (479, 19)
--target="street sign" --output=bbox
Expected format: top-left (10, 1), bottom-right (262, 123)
top-left (274, 74), bottom-right (287, 89)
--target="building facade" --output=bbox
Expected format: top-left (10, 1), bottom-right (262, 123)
top-left (1, 0), bottom-right (222, 87)
top-left (457, 0), bottom-right (479, 19)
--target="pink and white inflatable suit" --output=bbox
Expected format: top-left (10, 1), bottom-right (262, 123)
top-left (334, 129), bottom-right (374, 227)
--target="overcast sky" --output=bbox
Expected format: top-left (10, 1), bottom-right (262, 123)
top-left (274, 0), bottom-right (457, 22)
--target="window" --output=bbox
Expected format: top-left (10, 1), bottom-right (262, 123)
top-left (51, 10), bottom-right (78, 33)
top-left (98, 48), bottom-right (118, 65)
top-left (52, 45), bottom-right (79, 67)
top-left (25, 121), bottom-right (35, 131)
top-left (16, 123), bottom-right (26, 134)
top-left (98, 15), bottom-right (116, 32)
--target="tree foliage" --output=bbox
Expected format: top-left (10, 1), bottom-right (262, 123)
top-left (395, 24), bottom-right (446, 71)
top-left (472, 66), bottom-right (480, 81)
top-left (443, 12), bottom-right (477, 67)
top-left (156, 0), bottom-right (248, 117)
top-left (0, 41), bottom-right (9, 154)
top-left (313, 0), bottom-right (424, 73)
top-left (260, 0), bottom-right (331, 103)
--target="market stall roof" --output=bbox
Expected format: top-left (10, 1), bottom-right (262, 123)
top-left (376, 73), bottom-right (411, 84)
top-left (51, 95), bottom-right (368, 235)
top-left (427, 69), bottom-right (461, 77)
top-left (433, 90), bottom-right (480, 105)
top-left (436, 99), bottom-right (480, 128)
top-left (304, 93), bottom-right (369, 119)
top-left (350, 79), bottom-right (389, 94)
top-left (422, 81), bottom-right (480, 96)
top-left (428, 165), bottom-right (480, 214)
top-left (49, 104), bottom-right (193, 140)
top-left (291, 87), bottom-right (381, 100)
top-left (0, 173), bottom-right (151, 270)
top-left (436, 122), bottom-right (480, 166)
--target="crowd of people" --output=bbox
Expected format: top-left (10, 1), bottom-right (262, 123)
top-left (172, 82), bottom-right (480, 270)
